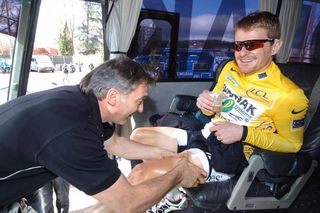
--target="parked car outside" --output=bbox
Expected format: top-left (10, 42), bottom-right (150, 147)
top-left (0, 60), bottom-right (11, 73)
top-left (30, 55), bottom-right (55, 72)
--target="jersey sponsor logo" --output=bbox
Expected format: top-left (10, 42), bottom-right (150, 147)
top-left (228, 112), bottom-right (244, 122)
top-left (222, 84), bottom-right (264, 125)
top-left (223, 85), bottom-right (257, 116)
top-left (222, 99), bottom-right (234, 112)
top-left (292, 118), bottom-right (305, 129)
top-left (291, 108), bottom-right (306, 114)
top-left (246, 88), bottom-right (272, 107)
top-left (246, 86), bottom-right (278, 109)
top-left (226, 74), bottom-right (240, 87)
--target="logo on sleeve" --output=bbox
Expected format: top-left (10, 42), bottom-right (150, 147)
top-left (230, 67), bottom-right (238, 72)
top-left (292, 118), bottom-right (305, 129)
top-left (291, 108), bottom-right (306, 114)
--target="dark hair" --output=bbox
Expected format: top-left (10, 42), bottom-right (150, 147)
top-left (80, 55), bottom-right (155, 100)
top-left (236, 11), bottom-right (281, 39)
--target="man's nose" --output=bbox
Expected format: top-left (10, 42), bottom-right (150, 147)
top-left (238, 46), bottom-right (250, 56)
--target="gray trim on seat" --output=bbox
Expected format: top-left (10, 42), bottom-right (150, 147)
top-left (226, 156), bottom-right (318, 210)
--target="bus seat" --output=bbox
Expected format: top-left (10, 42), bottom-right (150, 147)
top-left (165, 61), bottom-right (320, 210)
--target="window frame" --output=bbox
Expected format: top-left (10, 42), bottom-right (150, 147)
top-left (128, 8), bottom-right (179, 81)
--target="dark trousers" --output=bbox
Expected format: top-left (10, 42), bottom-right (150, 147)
top-left (185, 131), bottom-right (248, 174)
top-left (26, 191), bottom-right (42, 212)
top-left (39, 177), bottom-right (70, 213)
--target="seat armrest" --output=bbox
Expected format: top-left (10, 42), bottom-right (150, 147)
top-left (184, 150), bottom-right (316, 210)
top-left (227, 155), bottom-right (317, 210)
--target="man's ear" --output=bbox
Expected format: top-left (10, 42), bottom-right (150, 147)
top-left (271, 38), bottom-right (283, 55)
top-left (105, 88), bottom-right (119, 106)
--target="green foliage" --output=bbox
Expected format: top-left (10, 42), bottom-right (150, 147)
top-left (58, 22), bottom-right (74, 56)
top-left (77, 2), bottom-right (103, 55)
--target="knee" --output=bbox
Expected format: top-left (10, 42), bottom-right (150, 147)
top-left (130, 128), bottom-right (148, 141)
top-left (187, 148), bottom-right (209, 173)
top-left (130, 128), bottom-right (139, 140)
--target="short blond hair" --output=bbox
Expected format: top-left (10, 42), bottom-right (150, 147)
top-left (236, 11), bottom-right (281, 39)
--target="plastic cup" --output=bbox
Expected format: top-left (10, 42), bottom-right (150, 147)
top-left (211, 93), bottom-right (224, 114)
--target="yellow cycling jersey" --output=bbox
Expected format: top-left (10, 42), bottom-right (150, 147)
top-left (202, 60), bottom-right (308, 158)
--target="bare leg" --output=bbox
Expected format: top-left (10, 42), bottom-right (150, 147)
top-left (130, 127), bottom-right (187, 153)
top-left (128, 151), bottom-right (205, 185)
top-left (128, 157), bottom-right (178, 185)
top-left (129, 127), bottom-right (206, 185)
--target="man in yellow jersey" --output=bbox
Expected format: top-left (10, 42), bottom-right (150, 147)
top-left (127, 11), bottom-right (308, 212)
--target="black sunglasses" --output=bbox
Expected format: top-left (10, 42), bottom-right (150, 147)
top-left (233, 39), bottom-right (275, 52)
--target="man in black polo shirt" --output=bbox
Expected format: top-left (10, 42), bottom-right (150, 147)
top-left (0, 55), bottom-right (206, 212)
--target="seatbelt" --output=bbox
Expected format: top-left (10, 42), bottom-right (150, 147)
top-left (304, 75), bottom-right (320, 130)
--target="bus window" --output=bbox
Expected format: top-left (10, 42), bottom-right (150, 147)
top-left (27, 0), bottom-right (103, 94)
top-left (289, 1), bottom-right (320, 64)
top-left (129, 0), bottom-right (259, 81)
top-left (128, 9), bottom-right (179, 80)
top-left (0, 0), bottom-right (20, 104)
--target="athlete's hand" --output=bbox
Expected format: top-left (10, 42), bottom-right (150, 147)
top-left (196, 90), bottom-right (215, 114)
top-left (210, 121), bottom-right (244, 144)
top-left (175, 152), bottom-right (207, 188)
top-left (197, 90), bottom-right (227, 114)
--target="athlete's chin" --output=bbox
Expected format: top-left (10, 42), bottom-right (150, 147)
top-left (237, 63), bottom-right (256, 74)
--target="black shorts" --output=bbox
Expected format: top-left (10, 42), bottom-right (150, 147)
top-left (178, 131), bottom-right (248, 175)
top-left (177, 130), bottom-right (208, 152)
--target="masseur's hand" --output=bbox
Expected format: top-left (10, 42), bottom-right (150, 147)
top-left (175, 152), bottom-right (207, 188)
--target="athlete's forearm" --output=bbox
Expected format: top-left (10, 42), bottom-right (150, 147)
top-left (244, 127), bottom-right (302, 153)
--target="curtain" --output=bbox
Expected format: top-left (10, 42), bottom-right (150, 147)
top-left (277, 0), bottom-right (302, 63)
top-left (105, 0), bottom-right (143, 59)
top-left (104, 0), bottom-right (143, 137)
top-left (259, 0), bottom-right (278, 13)
top-left (260, 0), bottom-right (302, 63)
